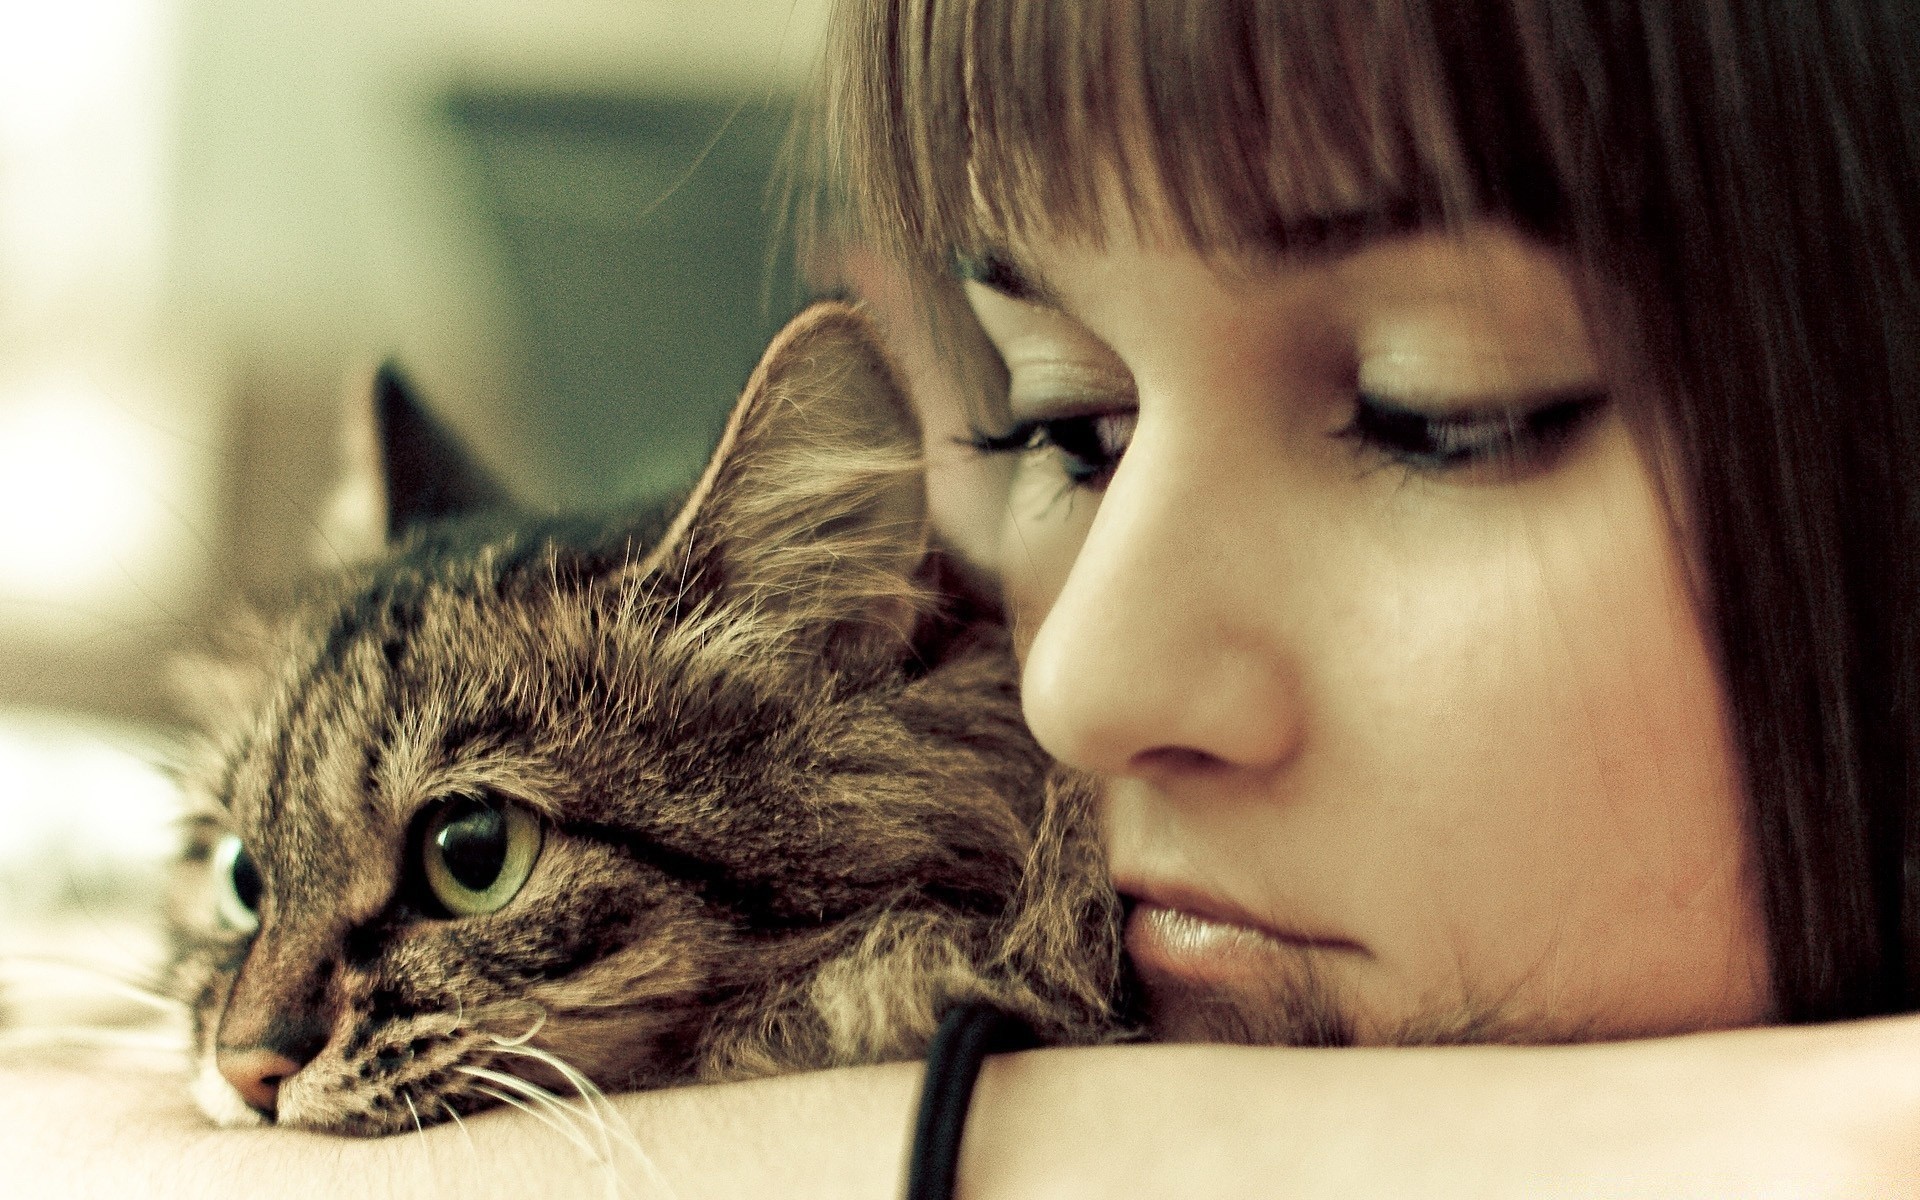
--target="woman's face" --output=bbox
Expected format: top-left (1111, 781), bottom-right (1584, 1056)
top-left (921, 213), bottom-right (1773, 1044)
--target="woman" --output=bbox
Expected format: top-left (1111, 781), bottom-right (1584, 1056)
top-left (830, 0), bottom-right (1919, 1042)
top-left (9, 0), bottom-right (1920, 1194)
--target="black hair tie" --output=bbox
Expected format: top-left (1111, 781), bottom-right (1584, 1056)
top-left (903, 1001), bottom-right (1043, 1200)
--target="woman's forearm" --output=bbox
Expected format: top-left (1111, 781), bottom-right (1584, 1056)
top-left (5, 1059), bottom-right (924, 1200)
top-left (8, 1015), bottom-right (1919, 1199)
top-left (962, 1016), bottom-right (1920, 1199)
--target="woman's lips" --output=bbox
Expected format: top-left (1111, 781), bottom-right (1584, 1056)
top-left (1122, 892), bottom-right (1364, 986)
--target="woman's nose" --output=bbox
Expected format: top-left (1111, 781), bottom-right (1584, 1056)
top-left (1018, 436), bottom-right (1304, 779)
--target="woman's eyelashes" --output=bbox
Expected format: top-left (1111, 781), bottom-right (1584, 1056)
top-left (1333, 389), bottom-right (1608, 474)
top-left (965, 389), bottom-right (1608, 490)
top-left (964, 411), bottom-right (1136, 489)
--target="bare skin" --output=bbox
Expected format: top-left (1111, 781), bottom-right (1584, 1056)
top-left (7, 1017), bottom-right (1920, 1198)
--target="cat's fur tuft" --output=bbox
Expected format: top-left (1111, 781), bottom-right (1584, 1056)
top-left (166, 303), bottom-right (1120, 1135)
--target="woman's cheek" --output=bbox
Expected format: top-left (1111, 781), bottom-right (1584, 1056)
top-left (1333, 420), bottom-right (1769, 1031)
top-left (923, 440), bottom-right (1017, 586)
top-left (999, 467), bottom-right (1100, 659)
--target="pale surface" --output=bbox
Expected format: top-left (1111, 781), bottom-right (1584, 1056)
top-left (4, 1022), bottom-right (1920, 1198)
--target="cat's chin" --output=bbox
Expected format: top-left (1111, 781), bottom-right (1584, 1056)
top-left (189, 1053), bottom-right (266, 1128)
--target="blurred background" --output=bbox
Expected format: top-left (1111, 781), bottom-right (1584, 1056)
top-left (0, 0), bottom-right (830, 1022)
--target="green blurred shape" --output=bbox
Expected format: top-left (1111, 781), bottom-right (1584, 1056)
top-left (444, 89), bottom-right (802, 508)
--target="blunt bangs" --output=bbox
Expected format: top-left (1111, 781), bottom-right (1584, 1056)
top-left (821, 0), bottom-right (1566, 263)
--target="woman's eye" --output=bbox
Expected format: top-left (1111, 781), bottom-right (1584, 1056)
top-left (1336, 389), bottom-right (1606, 473)
top-left (418, 792), bottom-right (543, 918)
top-left (963, 411), bottom-right (1137, 489)
top-left (211, 833), bottom-right (262, 935)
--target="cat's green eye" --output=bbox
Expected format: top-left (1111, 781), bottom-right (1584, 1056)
top-left (211, 833), bottom-right (262, 935)
top-left (420, 793), bottom-right (543, 917)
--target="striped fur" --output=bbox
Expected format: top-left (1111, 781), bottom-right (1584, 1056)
top-left (165, 304), bottom-right (1121, 1135)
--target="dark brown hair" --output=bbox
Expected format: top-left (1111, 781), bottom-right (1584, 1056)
top-left (807, 0), bottom-right (1920, 1023)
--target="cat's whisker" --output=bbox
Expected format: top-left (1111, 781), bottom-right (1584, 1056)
top-left (460, 1064), bottom-right (598, 1156)
top-left (0, 954), bottom-right (186, 1013)
top-left (483, 1039), bottom-right (575, 1087)
top-left (487, 1042), bottom-right (606, 1120)
top-left (0, 1025), bottom-right (189, 1054)
top-left (488, 1007), bottom-right (548, 1047)
top-left (486, 1040), bottom-right (667, 1188)
top-left (465, 1062), bottom-right (628, 1197)
top-left (438, 1098), bottom-right (476, 1158)
top-left (401, 1087), bottom-right (447, 1190)
top-left (469, 1084), bottom-right (597, 1157)
top-left (402, 1087), bottom-right (430, 1142)
top-left (465, 1065), bottom-right (583, 1131)
top-left (487, 1041), bottom-right (671, 1194)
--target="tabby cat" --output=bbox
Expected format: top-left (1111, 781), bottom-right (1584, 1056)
top-left (166, 303), bottom-right (1120, 1135)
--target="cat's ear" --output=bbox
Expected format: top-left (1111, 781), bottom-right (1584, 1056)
top-left (324, 363), bottom-right (511, 555)
top-left (645, 301), bottom-right (927, 644)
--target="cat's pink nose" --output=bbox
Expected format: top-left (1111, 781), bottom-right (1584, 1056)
top-left (218, 1047), bottom-right (302, 1115)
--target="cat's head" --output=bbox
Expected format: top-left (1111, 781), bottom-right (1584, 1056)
top-left (169, 303), bottom-right (1047, 1134)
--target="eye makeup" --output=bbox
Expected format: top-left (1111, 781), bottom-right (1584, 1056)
top-left (1332, 388), bottom-right (1608, 474)
top-left (963, 387), bottom-right (1606, 494)
top-left (963, 411), bottom-right (1137, 490)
